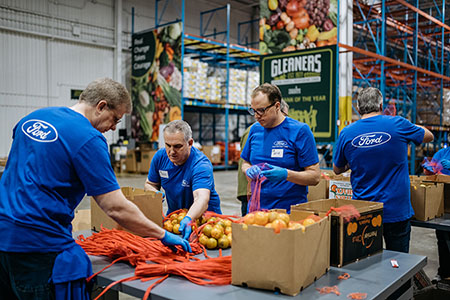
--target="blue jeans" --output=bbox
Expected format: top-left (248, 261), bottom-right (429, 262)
top-left (383, 219), bottom-right (411, 253)
top-left (0, 251), bottom-right (58, 300)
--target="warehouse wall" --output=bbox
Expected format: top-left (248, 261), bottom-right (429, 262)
top-left (0, 0), bottom-right (256, 157)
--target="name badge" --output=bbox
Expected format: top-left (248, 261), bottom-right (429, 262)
top-left (271, 149), bottom-right (283, 158)
top-left (159, 170), bottom-right (169, 178)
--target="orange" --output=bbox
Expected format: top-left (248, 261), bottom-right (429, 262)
top-left (202, 224), bottom-right (213, 237)
top-left (173, 223), bottom-right (181, 234)
top-left (277, 213), bottom-right (290, 225)
top-left (265, 223), bottom-right (273, 228)
top-left (243, 213), bottom-right (255, 225)
top-left (218, 236), bottom-right (230, 249)
top-left (170, 213), bottom-right (178, 220)
top-left (268, 211), bottom-right (279, 223)
top-left (163, 221), bottom-right (173, 232)
top-left (206, 237), bottom-right (218, 249)
top-left (303, 218), bottom-right (315, 226)
top-left (223, 219), bottom-right (232, 227)
top-left (224, 226), bottom-right (232, 235)
top-left (242, 224), bottom-right (248, 230)
top-left (227, 233), bottom-right (232, 246)
top-left (254, 211), bottom-right (269, 226)
top-left (216, 219), bottom-right (227, 229)
top-left (199, 234), bottom-right (208, 246)
top-left (271, 219), bottom-right (287, 233)
top-left (171, 219), bottom-right (178, 225)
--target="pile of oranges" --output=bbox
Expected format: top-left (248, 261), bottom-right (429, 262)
top-left (240, 210), bottom-right (318, 233)
top-left (163, 209), bottom-right (198, 234)
top-left (198, 216), bottom-right (233, 250)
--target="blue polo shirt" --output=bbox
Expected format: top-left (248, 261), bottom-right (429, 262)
top-left (0, 107), bottom-right (120, 252)
top-left (148, 147), bottom-right (222, 214)
top-left (240, 117), bottom-right (319, 211)
top-left (334, 115), bottom-right (424, 223)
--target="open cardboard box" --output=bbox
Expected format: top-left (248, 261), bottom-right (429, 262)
top-left (91, 187), bottom-right (163, 235)
top-left (410, 181), bottom-right (444, 221)
top-left (292, 199), bottom-right (383, 267)
top-left (231, 210), bottom-right (330, 296)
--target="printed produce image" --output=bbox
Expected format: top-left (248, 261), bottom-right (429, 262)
top-left (260, 0), bottom-right (338, 54)
top-left (131, 23), bottom-right (182, 142)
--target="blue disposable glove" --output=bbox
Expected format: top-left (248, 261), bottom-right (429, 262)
top-left (246, 165), bottom-right (262, 180)
top-left (179, 216), bottom-right (192, 240)
top-left (260, 164), bottom-right (288, 182)
top-left (441, 159), bottom-right (450, 170)
top-left (156, 190), bottom-right (165, 202)
top-left (424, 165), bottom-right (434, 173)
top-left (161, 231), bottom-right (192, 253)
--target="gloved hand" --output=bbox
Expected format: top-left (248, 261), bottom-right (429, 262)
top-left (441, 159), bottom-right (450, 170)
top-left (161, 231), bottom-right (192, 253)
top-left (179, 216), bottom-right (192, 240)
top-left (260, 164), bottom-right (288, 182)
top-left (423, 165), bottom-right (434, 173)
top-left (156, 191), bottom-right (165, 202)
top-left (246, 165), bottom-right (262, 180)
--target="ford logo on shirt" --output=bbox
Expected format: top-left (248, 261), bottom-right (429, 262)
top-left (351, 132), bottom-right (391, 148)
top-left (273, 140), bottom-right (288, 147)
top-left (21, 119), bottom-right (58, 142)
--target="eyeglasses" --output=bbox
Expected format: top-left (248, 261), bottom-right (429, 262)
top-left (248, 102), bottom-right (276, 116)
top-left (108, 106), bottom-right (122, 125)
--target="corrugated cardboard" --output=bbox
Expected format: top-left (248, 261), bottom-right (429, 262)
top-left (292, 199), bottom-right (383, 267)
top-left (410, 181), bottom-right (444, 221)
top-left (307, 178), bottom-right (328, 201)
top-left (140, 150), bottom-right (157, 174)
top-left (231, 210), bottom-right (330, 296)
top-left (72, 209), bottom-right (91, 232)
top-left (91, 187), bottom-right (163, 235)
top-left (125, 150), bottom-right (137, 173)
top-left (202, 145), bottom-right (221, 164)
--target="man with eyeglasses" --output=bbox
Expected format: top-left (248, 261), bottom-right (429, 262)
top-left (0, 78), bottom-right (190, 300)
top-left (241, 83), bottom-right (321, 212)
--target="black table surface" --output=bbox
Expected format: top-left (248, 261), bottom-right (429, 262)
top-left (411, 213), bottom-right (450, 232)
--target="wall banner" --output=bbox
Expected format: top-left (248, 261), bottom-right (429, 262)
top-left (131, 23), bottom-right (182, 142)
top-left (261, 45), bottom-right (336, 142)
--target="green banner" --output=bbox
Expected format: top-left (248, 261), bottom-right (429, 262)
top-left (131, 23), bottom-right (182, 142)
top-left (261, 45), bottom-right (336, 142)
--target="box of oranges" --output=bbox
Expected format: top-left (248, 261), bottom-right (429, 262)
top-left (292, 198), bottom-right (383, 267)
top-left (231, 210), bottom-right (330, 296)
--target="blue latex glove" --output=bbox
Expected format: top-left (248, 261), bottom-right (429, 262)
top-left (161, 231), bottom-right (192, 253)
top-left (424, 165), bottom-right (434, 173)
top-left (441, 159), bottom-right (450, 170)
top-left (246, 165), bottom-right (262, 180)
top-left (260, 164), bottom-right (288, 182)
top-left (179, 216), bottom-right (192, 240)
top-left (156, 190), bottom-right (165, 202)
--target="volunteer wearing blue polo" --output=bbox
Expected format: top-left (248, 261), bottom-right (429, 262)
top-left (333, 87), bottom-right (433, 253)
top-left (0, 78), bottom-right (190, 300)
top-left (145, 120), bottom-right (222, 240)
top-left (241, 83), bottom-right (320, 212)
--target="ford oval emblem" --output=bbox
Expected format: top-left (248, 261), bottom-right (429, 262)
top-left (21, 119), bottom-right (58, 143)
top-left (273, 140), bottom-right (288, 147)
top-left (351, 132), bottom-right (391, 148)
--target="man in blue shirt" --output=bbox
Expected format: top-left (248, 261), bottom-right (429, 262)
top-left (241, 83), bottom-right (320, 212)
top-left (333, 87), bottom-right (433, 253)
top-left (145, 120), bottom-right (222, 240)
top-left (0, 78), bottom-right (190, 300)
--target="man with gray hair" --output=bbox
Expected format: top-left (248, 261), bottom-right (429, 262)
top-left (145, 120), bottom-right (222, 240)
top-left (333, 86), bottom-right (433, 253)
top-left (0, 78), bottom-right (190, 300)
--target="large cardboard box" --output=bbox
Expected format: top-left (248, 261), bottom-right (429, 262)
top-left (307, 178), bottom-right (328, 201)
top-left (410, 181), bottom-right (444, 221)
top-left (91, 187), bottom-right (163, 234)
top-left (231, 210), bottom-right (330, 296)
top-left (125, 150), bottom-right (137, 173)
top-left (292, 199), bottom-right (383, 267)
top-left (140, 150), bottom-right (157, 174)
top-left (202, 145), bottom-right (221, 164)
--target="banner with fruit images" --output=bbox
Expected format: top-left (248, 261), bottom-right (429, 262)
top-left (260, 0), bottom-right (337, 54)
top-left (261, 45), bottom-right (337, 142)
top-left (131, 23), bottom-right (182, 143)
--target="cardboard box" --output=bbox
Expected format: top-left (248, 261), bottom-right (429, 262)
top-left (292, 199), bottom-right (383, 267)
top-left (91, 187), bottom-right (163, 234)
top-left (231, 210), bottom-right (330, 296)
top-left (202, 145), bottom-right (221, 164)
top-left (125, 150), bottom-right (137, 173)
top-left (410, 181), bottom-right (444, 221)
top-left (72, 209), bottom-right (91, 232)
top-left (140, 150), bottom-right (157, 174)
top-left (329, 180), bottom-right (353, 200)
top-left (307, 178), bottom-right (328, 201)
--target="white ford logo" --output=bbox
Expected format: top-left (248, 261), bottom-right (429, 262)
top-left (273, 140), bottom-right (288, 147)
top-left (351, 132), bottom-right (391, 148)
top-left (21, 119), bottom-right (58, 142)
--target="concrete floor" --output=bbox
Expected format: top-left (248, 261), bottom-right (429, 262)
top-left (79, 170), bottom-right (440, 300)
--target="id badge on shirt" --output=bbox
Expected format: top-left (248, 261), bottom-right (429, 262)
top-left (159, 170), bottom-right (169, 178)
top-left (271, 149), bottom-right (284, 158)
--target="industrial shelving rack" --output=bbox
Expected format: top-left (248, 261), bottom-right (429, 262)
top-left (345, 0), bottom-right (450, 174)
top-left (154, 0), bottom-right (259, 169)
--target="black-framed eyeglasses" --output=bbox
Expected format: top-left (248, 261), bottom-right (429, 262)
top-left (107, 105), bottom-right (122, 125)
top-left (248, 102), bottom-right (276, 116)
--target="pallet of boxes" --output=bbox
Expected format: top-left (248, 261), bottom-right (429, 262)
top-left (410, 175), bottom-right (447, 220)
top-left (231, 209), bottom-right (330, 296)
top-left (125, 147), bottom-right (157, 174)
